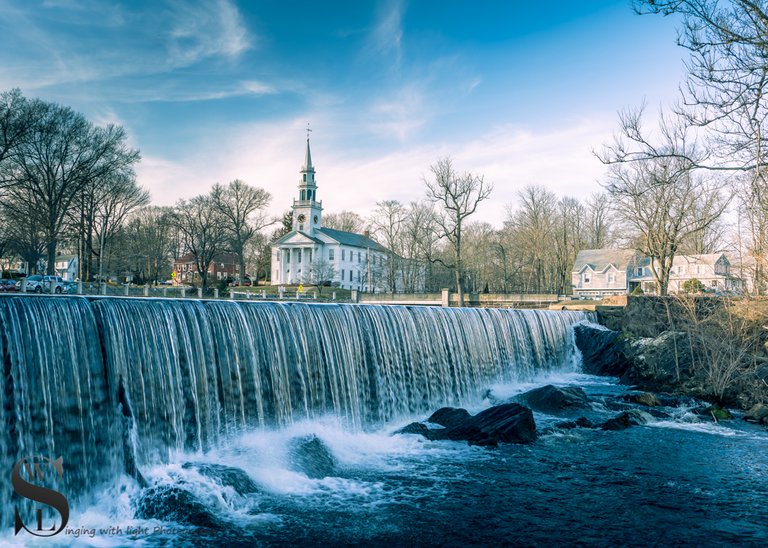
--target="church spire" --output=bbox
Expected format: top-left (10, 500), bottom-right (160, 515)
top-left (303, 137), bottom-right (313, 172)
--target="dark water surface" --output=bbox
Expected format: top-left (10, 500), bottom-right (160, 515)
top-left (16, 374), bottom-right (763, 548)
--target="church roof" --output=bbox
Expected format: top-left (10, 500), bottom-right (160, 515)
top-left (317, 227), bottom-right (388, 252)
top-left (272, 230), bottom-right (324, 246)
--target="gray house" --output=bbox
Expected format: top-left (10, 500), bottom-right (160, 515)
top-left (571, 249), bottom-right (641, 299)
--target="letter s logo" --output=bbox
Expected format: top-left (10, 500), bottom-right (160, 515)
top-left (11, 456), bottom-right (69, 537)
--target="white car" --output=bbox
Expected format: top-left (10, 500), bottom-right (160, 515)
top-left (17, 275), bottom-right (67, 294)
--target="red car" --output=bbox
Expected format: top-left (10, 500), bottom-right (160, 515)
top-left (0, 279), bottom-right (19, 292)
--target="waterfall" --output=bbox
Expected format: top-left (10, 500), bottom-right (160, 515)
top-left (0, 295), bottom-right (589, 524)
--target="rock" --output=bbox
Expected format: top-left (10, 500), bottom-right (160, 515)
top-left (555, 417), bottom-right (594, 430)
top-left (444, 403), bottom-right (537, 446)
top-left (182, 462), bottom-right (259, 495)
top-left (620, 331), bottom-right (694, 392)
top-left (704, 404), bottom-right (733, 422)
top-left (515, 384), bottom-right (590, 413)
top-left (744, 403), bottom-right (768, 424)
top-left (287, 435), bottom-right (337, 479)
top-left (395, 422), bottom-right (432, 437)
top-left (135, 485), bottom-right (221, 528)
top-left (601, 409), bottom-right (652, 431)
top-left (573, 324), bottom-right (633, 377)
top-left (625, 392), bottom-right (661, 407)
top-left (427, 407), bottom-right (472, 429)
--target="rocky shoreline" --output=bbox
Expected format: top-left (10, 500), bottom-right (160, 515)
top-left (574, 322), bottom-right (768, 428)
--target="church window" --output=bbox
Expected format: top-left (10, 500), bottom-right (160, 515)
top-left (329, 249), bottom-right (335, 260)
top-left (297, 250), bottom-right (302, 264)
top-left (349, 270), bottom-right (353, 282)
top-left (358, 252), bottom-right (361, 263)
top-left (314, 215), bottom-right (318, 224)
top-left (303, 174), bottom-right (306, 182)
top-left (342, 250), bottom-right (346, 261)
top-left (341, 269), bottom-right (345, 280)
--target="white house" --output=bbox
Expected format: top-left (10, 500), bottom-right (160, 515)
top-left (571, 248), bottom-right (642, 299)
top-left (54, 254), bottom-right (78, 281)
top-left (270, 139), bottom-right (389, 291)
top-left (572, 248), bottom-right (744, 297)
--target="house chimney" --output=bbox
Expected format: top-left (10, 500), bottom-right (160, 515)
top-left (363, 230), bottom-right (370, 238)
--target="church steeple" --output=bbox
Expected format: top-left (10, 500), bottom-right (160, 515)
top-left (292, 135), bottom-right (322, 234)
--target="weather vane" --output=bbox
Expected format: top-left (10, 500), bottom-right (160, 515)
top-left (306, 122), bottom-right (312, 140)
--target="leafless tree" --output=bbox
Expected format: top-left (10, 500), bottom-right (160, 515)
top-left (424, 157), bottom-right (492, 306)
top-left (370, 199), bottom-right (407, 292)
top-left (322, 210), bottom-right (366, 233)
top-left (116, 206), bottom-right (176, 285)
top-left (584, 192), bottom-right (615, 248)
top-left (7, 98), bottom-right (139, 275)
top-left (174, 193), bottom-right (228, 291)
top-left (632, 1), bottom-right (768, 290)
top-left (606, 158), bottom-right (727, 295)
top-left (304, 257), bottom-right (336, 295)
top-left (0, 89), bottom-right (33, 188)
top-left (213, 179), bottom-right (274, 285)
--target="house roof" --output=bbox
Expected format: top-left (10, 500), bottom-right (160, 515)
top-left (316, 227), bottom-right (388, 252)
top-left (572, 248), bottom-right (639, 273)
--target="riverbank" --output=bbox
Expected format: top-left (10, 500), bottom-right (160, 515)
top-left (575, 296), bottom-right (768, 423)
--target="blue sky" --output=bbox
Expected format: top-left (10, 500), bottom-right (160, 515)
top-left (0, 0), bottom-right (685, 226)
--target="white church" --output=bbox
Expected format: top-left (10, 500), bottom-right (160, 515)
top-left (270, 139), bottom-right (389, 291)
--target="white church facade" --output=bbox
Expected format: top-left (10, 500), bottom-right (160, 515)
top-left (270, 139), bottom-right (389, 291)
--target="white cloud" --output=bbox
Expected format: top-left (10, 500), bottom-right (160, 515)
top-left (166, 0), bottom-right (251, 67)
top-left (368, 0), bottom-right (405, 66)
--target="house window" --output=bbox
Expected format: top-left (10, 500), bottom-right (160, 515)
top-left (607, 272), bottom-right (616, 284)
top-left (711, 280), bottom-right (717, 288)
top-left (636, 267), bottom-right (644, 277)
top-left (349, 270), bottom-right (353, 281)
top-left (342, 250), bottom-right (346, 261)
top-left (329, 249), bottom-right (335, 261)
top-left (342, 269), bottom-right (345, 280)
top-left (582, 273), bottom-right (591, 284)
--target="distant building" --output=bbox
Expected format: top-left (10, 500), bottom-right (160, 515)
top-left (571, 248), bottom-right (642, 299)
top-left (572, 248), bottom-right (744, 297)
top-left (54, 254), bottom-right (78, 281)
top-left (173, 252), bottom-right (239, 285)
top-left (270, 138), bottom-right (390, 291)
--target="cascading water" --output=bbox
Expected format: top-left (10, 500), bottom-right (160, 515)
top-left (0, 295), bottom-right (589, 530)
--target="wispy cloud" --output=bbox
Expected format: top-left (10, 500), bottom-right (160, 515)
top-left (368, 0), bottom-right (405, 68)
top-left (166, 0), bottom-right (252, 67)
top-left (369, 84), bottom-right (425, 141)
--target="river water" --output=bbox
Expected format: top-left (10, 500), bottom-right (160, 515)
top-left (9, 372), bottom-right (766, 548)
top-left (1, 297), bottom-right (766, 546)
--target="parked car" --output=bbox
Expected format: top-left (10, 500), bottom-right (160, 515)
top-left (0, 279), bottom-right (19, 292)
top-left (17, 275), bottom-right (67, 294)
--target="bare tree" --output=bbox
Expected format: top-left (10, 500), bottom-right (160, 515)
top-left (606, 158), bottom-right (727, 295)
top-left (424, 157), bottom-right (492, 306)
top-left (401, 201), bottom-right (441, 291)
top-left (0, 89), bottom-right (33, 188)
top-left (304, 257), bottom-right (336, 295)
top-left (323, 210), bottom-right (366, 233)
top-left (370, 199), bottom-right (407, 292)
top-left (8, 99), bottom-right (140, 275)
top-left (174, 193), bottom-right (227, 291)
top-left (213, 179), bottom-right (274, 285)
top-left (585, 192), bottom-right (615, 248)
top-left (632, 1), bottom-right (768, 290)
top-left (116, 206), bottom-right (176, 285)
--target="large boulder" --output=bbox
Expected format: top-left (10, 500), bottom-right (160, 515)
top-left (427, 407), bottom-right (472, 429)
top-left (515, 384), bottom-right (590, 413)
top-left (574, 324), bottom-right (632, 377)
top-left (396, 404), bottom-right (537, 447)
top-left (744, 403), bottom-right (768, 425)
top-left (600, 409), bottom-right (653, 431)
top-left (182, 462), bottom-right (260, 495)
top-left (135, 485), bottom-right (222, 528)
top-left (287, 435), bottom-right (337, 479)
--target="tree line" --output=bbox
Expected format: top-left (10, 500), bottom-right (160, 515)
top-left (0, 90), bottom-right (275, 290)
